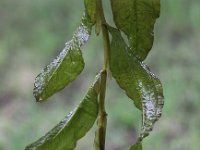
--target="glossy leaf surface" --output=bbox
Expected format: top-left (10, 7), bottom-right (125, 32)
top-left (33, 15), bottom-right (92, 101)
top-left (110, 0), bottom-right (160, 60)
top-left (108, 27), bottom-right (164, 141)
top-left (26, 74), bottom-right (100, 150)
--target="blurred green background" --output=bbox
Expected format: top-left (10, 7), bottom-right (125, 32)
top-left (0, 0), bottom-right (200, 150)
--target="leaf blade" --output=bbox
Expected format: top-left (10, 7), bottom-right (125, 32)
top-left (108, 27), bottom-right (164, 141)
top-left (110, 0), bottom-right (160, 60)
top-left (33, 15), bottom-right (92, 101)
top-left (26, 74), bottom-right (101, 150)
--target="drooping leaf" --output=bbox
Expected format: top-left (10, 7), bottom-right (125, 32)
top-left (84, 0), bottom-right (97, 25)
top-left (26, 74), bottom-right (101, 150)
top-left (108, 27), bottom-right (164, 141)
top-left (110, 0), bottom-right (160, 60)
top-left (33, 14), bottom-right (93, 101)
top-left (130, 141), bottom-right (142, 150)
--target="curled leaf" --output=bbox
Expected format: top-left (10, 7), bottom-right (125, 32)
top-left (26, 74), bottom-right (101, 150)
top-left (33, 14), bottom-right (92, 101)
top-left (108, 27), bottom-right (164, 142)
top-left (110, 0), bottom-right (160, 60)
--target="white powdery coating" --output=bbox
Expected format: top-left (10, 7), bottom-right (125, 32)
top-left (141, 62), bottom-right (164, 118)
top-left (138, 62), bottom-right (164, 139)
top-left (67, 21), bottom-right (90, 48)
top-left (33, 16), bottom-right (91, 100)
top-left (156, 95), bottom-right (164, 117)
top-left (140, 61), bottom-right (156, 78)
top-left (139, 81), bottom-right (156, 117)
top-left (75, 24), bottom-right (90, 47)
top-left (27, 110), bottom-right (75, 149)
top-left (138, 81), bottom-right (157, 139)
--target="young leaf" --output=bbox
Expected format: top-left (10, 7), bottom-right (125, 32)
top-left (108, 27), bottom-right (164, 141)
top-left (26, 74), bottom-right (101, 150)
top-left (33, 14), bottom-right (93, 102)
top-left (110, 0), bottom-right (160, 60)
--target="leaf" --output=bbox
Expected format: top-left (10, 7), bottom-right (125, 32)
top-left (108, 27), bottom-right (164, 140)
top-left (25, 74), bottom-right (101, 150)
top-left (33, 14), bottom-right (93, 101)
top-left (130, 141), bottom-right (142, 150)
top-left (110, 0), bottom-right (160, 60)
top-left (84, 0), bottom-right (97, 25)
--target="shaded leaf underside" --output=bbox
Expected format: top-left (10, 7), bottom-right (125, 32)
top-left (33, 14), bottom-right (93, 102)
top-left (26, 74), bottom-right (101, 150)
top-left (108, 27), bottom-right (164, 146)
top-left (111, 0), bottom-right (160, 61)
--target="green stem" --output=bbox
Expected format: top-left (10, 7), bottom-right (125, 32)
top-left (94, 70), bottom-right (107, 150)
top-left (102, 24), bottom-right (110, 70)
top-left (94, 0), bottom-right (110, 149)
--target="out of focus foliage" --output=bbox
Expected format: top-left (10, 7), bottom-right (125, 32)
top-left (0, 0), bottom-right (200, 150)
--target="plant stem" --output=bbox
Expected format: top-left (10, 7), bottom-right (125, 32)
top-left (94, 0), bottom-right (110, 149)
top-left (94, 69), bottom-right (107, 150)
top-left (96, 0), bottom-right (110, 70)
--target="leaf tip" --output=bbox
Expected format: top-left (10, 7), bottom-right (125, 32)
top-left (33, 92), bottom-right (44, 102)
top-left (36, 97), bottom-right (43, 102)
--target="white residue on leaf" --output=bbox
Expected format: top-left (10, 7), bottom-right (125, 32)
top-left (140, 61), bottom-right (164, 116)
top-left (140, 61), bottom-right (156, 78)
top-left (156, 94), bottom-right (164, 118)
top-left (74, 23), bottom-right (90, 47)
top-left (66, 15), bottom-right (90, 48)
top-left (25, 110), bottom-right (75, 150)
top-left (137, 62), bottom-right (164, 139)
top-left (33, 15), bottom-right (91, 101)
top-left (138, 81), bottom-right (157, 139)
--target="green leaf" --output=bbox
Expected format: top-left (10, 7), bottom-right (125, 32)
top-left (33, 14), bottom-right (93, 101)
top-left (110, 0), bottom-right (160, 60)
top-left (84, 0), bottom-right (97, 25)
top-left (130, 141), bottom-right (142, 150)
top-left (108, 27), bottom-right (164, 140)
top-left (26, 74), bottom-right (101, 150)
